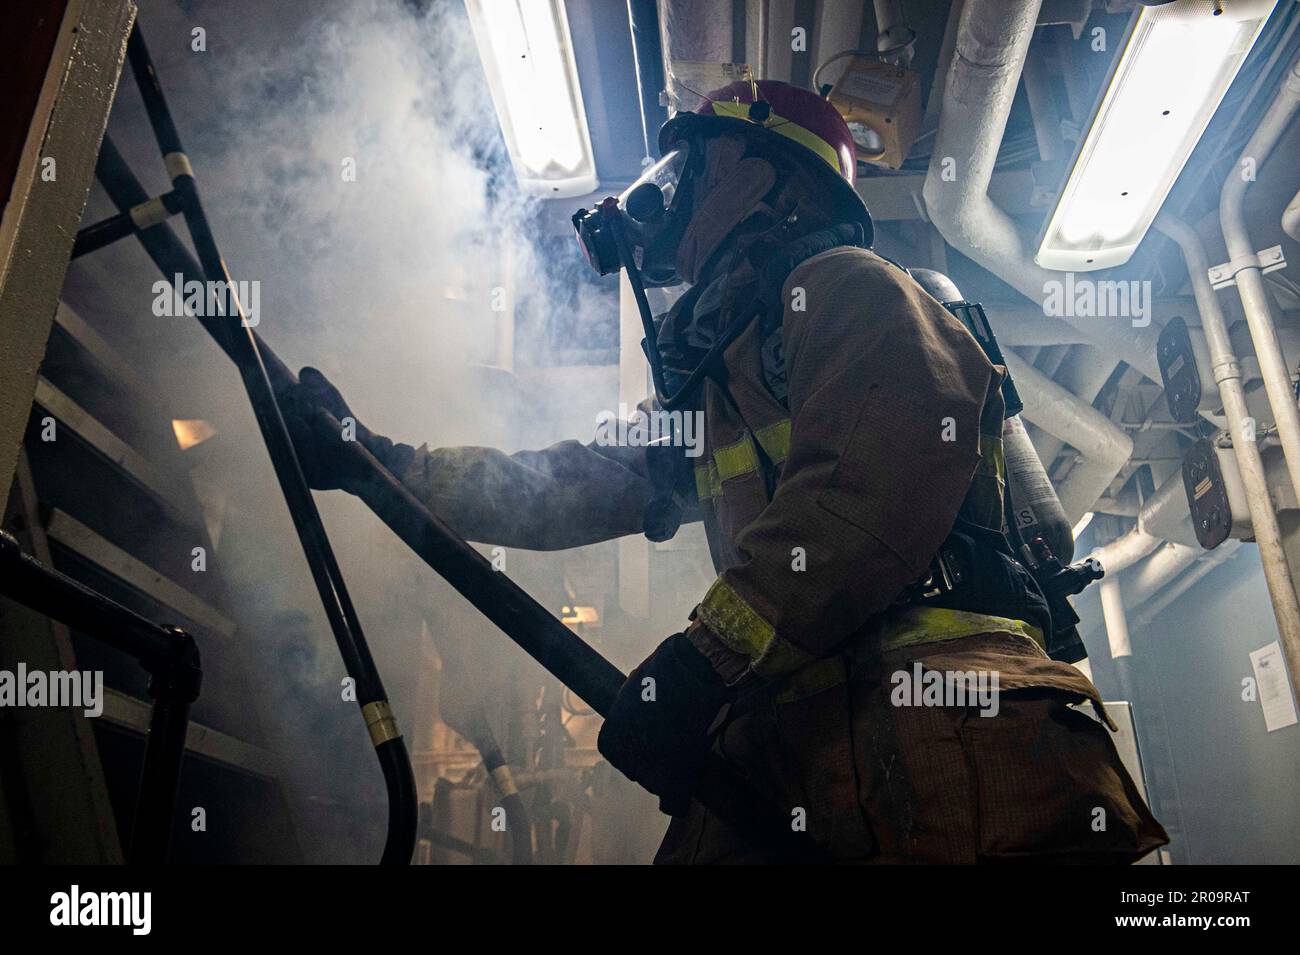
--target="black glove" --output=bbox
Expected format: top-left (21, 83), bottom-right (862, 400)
top-left (597, 632), bottom-right (733, 816)
top-left (281, 367), bottom-right (412, 492)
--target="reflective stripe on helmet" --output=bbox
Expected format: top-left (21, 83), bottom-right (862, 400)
top-left (709, 100), bottom-right (843, 177)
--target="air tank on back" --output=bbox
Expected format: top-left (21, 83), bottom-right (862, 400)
top-left (907, 268), bottom-right (1074, 563)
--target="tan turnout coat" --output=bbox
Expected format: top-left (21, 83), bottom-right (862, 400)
top-left (394, 246), bottom-right (1168, 864)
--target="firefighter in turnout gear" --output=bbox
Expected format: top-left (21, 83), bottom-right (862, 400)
top-left (286, 79), bottom-right (1167, 863)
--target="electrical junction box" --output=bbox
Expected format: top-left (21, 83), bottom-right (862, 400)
top-left (1183, 438), bottom-right (1253, 549)
top-left (827, 57), bottom-right (922, 170)
top-left (1157, 316), bottom-right (1217, 423)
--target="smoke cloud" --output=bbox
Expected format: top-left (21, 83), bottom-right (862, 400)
top-left (59, 0), bottom-right (677, 862)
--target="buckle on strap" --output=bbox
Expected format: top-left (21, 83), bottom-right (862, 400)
top-left (903, 542), bottom-right (966, 602)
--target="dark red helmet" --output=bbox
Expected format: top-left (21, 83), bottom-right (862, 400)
top-left (659, 79), bottom-right (870, 235)
top-left (698, 79), bottom-right (857, 184)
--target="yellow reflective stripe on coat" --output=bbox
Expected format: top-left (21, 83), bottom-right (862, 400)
top-left (754, 419), bottom-right (791, 464)
top-left (962, 432), bottom-right (1007, 531)
top-left (694, 460), bottom-right (721, 501)
top-left (976, 432), bottom-right (1005, 481)
top-left (693, 419), bottom-right (791, 501)
top-left (697, 577), bottom-right (813, 678)
top-left (882, 606), bottom-right (1045, 654)
top-left (713, 432), bottom-right (761, 482)
top-left (698, 580), bottom-right (1046, 681)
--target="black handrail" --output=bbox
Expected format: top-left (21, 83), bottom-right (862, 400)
top-left (0, 530), bottom-right (200, 863)
top-left (96, 23), bottom-right (419, 864)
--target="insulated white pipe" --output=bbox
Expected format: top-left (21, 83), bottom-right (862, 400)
top-left (1132, 542), bottom-right (1243, 632)
top-left (1099, 577), bottom-right (1133, 659)
top-left (1217, 55), bottom-right (1300, 689)
top-left (1001, 351), bottom-right (1132, 521)
top-left (1092, 526), bottom-right (1162, 577)
top-left (922, 0), bottom-right (1163, 382)
top-left (1154, 214), bottom-right (1300, 662)
top-left (1090, 470), bottom-right (1205, 585)
top-left (1220, 56), bottom-right (1300, 506)
top-left (873, 0), bottom-right (910, 51)
top-left (1125, 541), bottom-right (1203, 603)
top-left (1136, 472), bottom-right (1200, 547)
top-left (1284, 186), bottom-right (1300, 242)
top-left (1034, 346), bottom-right (1134, 477)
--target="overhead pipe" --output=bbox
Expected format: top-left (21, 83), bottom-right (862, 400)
top-left (1154, 213), bottom-right (1300, 663)
top-left (1124, 541), bottom-right (1204, 603)
top-left (922, 0), bottom-right (1163, 382)
top-left (1135, 471), bottom-right (1200, 548)
top-left (873, 0), bottom-right (915, 61)
top-left (1001, 351), bottom-right (1132, 522)
top-left (1284, 186), bottom-right (1300, 242)
top-left (1030, 345), bottom-right (1130, 471)
top-left (1217, 54), bottom-right (1300, 686)
top-left (626, 0), bottom-right (668, 163)
top-left (1219, 56), bottom-right (1300, 506)
top-left (1098, 578), bottom-right (1138, 703)
top-left (1132, 542), bottom-right (1243, 632)
top-left (1089, 471), bottom-right (1200, 584)
top-left (1091, 526), bottom-right (1162, 578)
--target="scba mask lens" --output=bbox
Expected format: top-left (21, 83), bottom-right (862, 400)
top-left (570, 142), bottom-right (707, 409)
top-left (621, 146), bottom-right (689, 224)
top-left (571, 144), bottom-right (690, 284)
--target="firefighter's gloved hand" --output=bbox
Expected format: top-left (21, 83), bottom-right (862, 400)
top-left (597, 632), bottom-right (732, 816)
top-left (282, 366), bottom-right (414, 492)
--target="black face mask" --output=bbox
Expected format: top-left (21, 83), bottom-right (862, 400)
top-left (572, 142), bottom-right (715, 408)
top-left (572, 143), bottom-right (695, 287)
top-left (572, 124), bottom-right (856, 409)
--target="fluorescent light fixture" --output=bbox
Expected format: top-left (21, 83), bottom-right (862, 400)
top-left (1072, 510), bottom-right (1095, 541)
top-left (465, 0), bottom-right (598, 198)
top-left (1036, 0), bottom-right (1276, 272)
